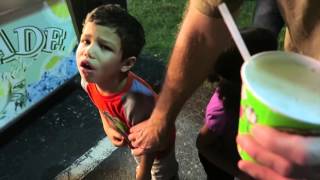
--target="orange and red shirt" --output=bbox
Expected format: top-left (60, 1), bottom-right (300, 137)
top-left (81, 72), bottom-right (157, 144)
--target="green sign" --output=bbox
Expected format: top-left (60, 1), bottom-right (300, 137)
top-left (0, 0), bottom-right (78, 131)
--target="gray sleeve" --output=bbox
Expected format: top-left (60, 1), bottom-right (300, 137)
top-left (122, 92), bottom-right (156, 126)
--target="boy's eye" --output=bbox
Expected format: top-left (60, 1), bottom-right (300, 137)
top-left (81, 39), bottom-right (90, 45)
top-left (100, 44), bottom-right (112, 51)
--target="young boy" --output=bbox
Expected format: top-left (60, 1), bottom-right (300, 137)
top-left (76, 5), bottom-right (178, 180)
top-left (196, 27), bottom-right (278, 180)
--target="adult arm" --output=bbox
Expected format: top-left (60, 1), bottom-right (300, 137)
top-left (129, 0), bottom-right (242, 155)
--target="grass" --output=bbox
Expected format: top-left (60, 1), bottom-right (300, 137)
top-left (128, 0), bottom-right (284, 61)
top-left (237, 0), bottom-right (256, 27)
top-left (128, 0), bottom-right (187, 61)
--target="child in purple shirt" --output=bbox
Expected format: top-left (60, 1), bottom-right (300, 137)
top-left (196, 27), bottom-right (278, 179)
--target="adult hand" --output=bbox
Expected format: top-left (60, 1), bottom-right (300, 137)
top-left (129, 0), bottom-right (235, 158)
top-left (237, 125), bottom-right (320, 180)
top-left (128, 117), bottom-right (173, 156)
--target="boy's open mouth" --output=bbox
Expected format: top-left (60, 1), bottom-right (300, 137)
top-left (80, 60), bottom-right (95, 70)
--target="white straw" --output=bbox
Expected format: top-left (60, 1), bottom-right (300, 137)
top-left (218, 3), bottom-right (251, 61)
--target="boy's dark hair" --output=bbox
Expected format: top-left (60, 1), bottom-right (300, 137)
top-left (209, 27), bottom-right (278, 83)
top-left (84, 4), bottom-right (145, 59)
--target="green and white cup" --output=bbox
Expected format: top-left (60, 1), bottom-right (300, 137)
top-left (238, 51), bottom-right (320, 161)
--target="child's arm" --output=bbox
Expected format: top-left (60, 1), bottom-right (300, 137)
top-left (122, 91), bottom-right (157, 180)
top-left (80, 77), bottom-right (126, 147)
top-left (99, 110), bottom-right (126, 147)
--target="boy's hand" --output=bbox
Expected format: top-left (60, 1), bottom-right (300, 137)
top-left (105, 127), bottom-right (126, 147)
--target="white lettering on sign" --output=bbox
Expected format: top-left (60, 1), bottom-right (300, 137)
top-left (0, 26), bottom-right (67, 64)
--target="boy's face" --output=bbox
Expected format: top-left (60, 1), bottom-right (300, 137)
top-left (76, 22), bottom-right (125, 83)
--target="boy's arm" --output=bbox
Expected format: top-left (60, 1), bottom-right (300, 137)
top-left (80, 78), bottom-right (124, 147)
top-left (99, 110), bottom-right (112, 135)
top-left (122, 92), bottom-right (156, 126)
top-left (99, 110), bottom-right (126, 147)
top-left (122, 92), bottom-right (156, 179)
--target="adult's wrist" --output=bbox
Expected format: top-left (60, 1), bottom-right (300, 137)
top-left (150, 109), bottom-right (176, 130)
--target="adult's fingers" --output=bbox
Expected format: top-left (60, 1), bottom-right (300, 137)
top-left (251, 125), bottom-right (306, 165)
top-left (237, 135), bottom-right (294, 177)
top-left (128, 130), bottom-right (145, 149)
top-left (128, 131), bottom-right (138, 142)
top-left (130, 133), bottom-right (143, 148)
top-left (130, 120), bottom-right (148, 133)
top-left (130, 130), bottom-right (151, 150)
top-left (238, 160), bottom-right (294, 180)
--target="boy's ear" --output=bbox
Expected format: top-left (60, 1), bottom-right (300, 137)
top-left (121, 56), bottom-right (136, 73)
